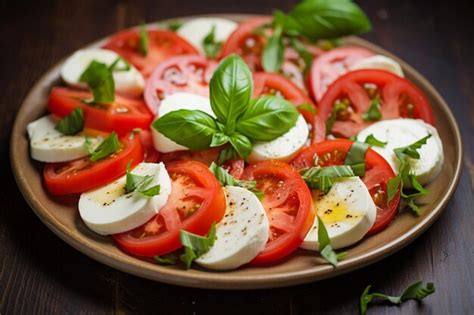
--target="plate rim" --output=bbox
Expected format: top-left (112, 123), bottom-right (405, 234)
top-left (10, 13), bottom-right (464, 289)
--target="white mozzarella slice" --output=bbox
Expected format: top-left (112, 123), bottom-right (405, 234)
top-left (61, 48), bottom-right (145, 96)
top-left (177, 18), bottom-right (238, 55)
top-left (350, 55), bottom-right (404, 77)
top-left (301, 177), bottom-right (376, 250)
top-left (356, 118), bottom-right (444, 185)
top-left (79, 162), bottom-right (172, 236)
top-left (151, 92), bottom-right (215, 153)
top-left (27, 115), bottom-right (102, 163)
top-left (248, 115), bottom-right (309, 163)
top-left (196, 186), bottom-right (269, 270)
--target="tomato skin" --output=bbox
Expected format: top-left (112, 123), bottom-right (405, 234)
top-left (315, 69), bottom-right (436, 141)
top-left (48, 87), bottom-right (153, 136)
top-left (290, 139), bottom-right (401, 234)
top-left (113, 160), bottom-right (226, 257)
top-left (241, 160), bottom-right (315, 265)
top-left (43, 134), bottom-right (144, 195)
top-left (103, 29), bottom-right (199, 77)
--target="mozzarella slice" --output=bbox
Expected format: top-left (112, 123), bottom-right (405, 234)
top-left (301, 177), bottom-right (376, 250)
top-left (350, 55), bottom-right (404, 77)
top-left (177, 18), bottom-right (238, 55)
top-left (61, 48), bottom-right (145, 96)
top-left (356, 118), bottom-right (444, 185)
top-left (151, 92), bottom-right (215, 153)
top-left (79, 162), bottom-right (172, 236)
top-left (27, 115), bottom-right (102, 163)
top-left (196, 186), bottom-right (269, 270)
top-left (248, 115), bottom-right (309, 163)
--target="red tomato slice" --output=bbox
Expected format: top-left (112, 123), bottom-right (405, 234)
top-left (113, 160), bottom-right (226, 257)
top-left (241, 161), bottom-right (315, 265)
top-left (138, 129), bottom-right (160, 163)
top-left (315, 69), bottom-right (436, 141)
top-left (144, 55), bottom-right (217, 115)
top-left (44, 133), bottom-right (144, 195)
top-left (102, 29), bottom-right (199, 77)
top-left (309, 47), bottom-right (374, 101)
top-left (290, 139), bottom-right (401, 235)
top-left (48, 87), bottom-right (153, 136)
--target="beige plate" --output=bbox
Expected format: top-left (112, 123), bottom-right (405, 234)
top-left (11, 14), bottom-right (463, 289)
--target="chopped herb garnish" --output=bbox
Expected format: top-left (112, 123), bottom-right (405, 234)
top-left (364, 134), bottom-right (387, 147)
top-left (301, 165), bottom-right (355, 194)
top-left (158, 21), bottom-right (183, 31)
top-left (297, 103), bottom-right (317, 115)
top-left (362, 95), bottom-right (382, 121)
top-left (125, 161), bottom-right (161, 197)
top-left (83, 136), bottom-right (94, 154)
top-left (79, 60), bottom-right (115, 104)
top-left (344, 141), bottom-right (369, 176)
top-left (138, 24), bottom-right (149, 56)
top-left (290, 37), bottom-right (313, 74)
top-left (209, 162), bottom-right (263, 197)
top-left (326, 100), bottom-right (348, 135)
top-left (154, 254), bottom-right (178, 265)
top-left (108, 57), bottom-right (131, 72)
top-left (89, 132), bottom-right (120, 162)
top-left (203, 25), bottom-right (222, 59)
top-left (217, 146), bottom-right (238, 165)
top-left (55, 108), bottom-right (84, 135)
top-left (179, 224), bottom-right (216, 269)
top-left (317, 216), bottom-right (346, 267)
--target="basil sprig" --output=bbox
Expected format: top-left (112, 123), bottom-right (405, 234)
top-left (301, 165), bottom-right (355, 194)
top-left (360, 281), bottom-right (435, 315)
top-left (89, 132), bottom-right (120, 162)
top-left (386, 134), bottom-right (431, 214)
top-left (80, 60), bottom-right (115, 104)
top-left (180, 224), bottom-right (216, 269)
top-left (317, 216), bottom-right (347, 266)
top-left (344, 141), bottom-right (369, 176)
top-left (55, 108), bottom-right (84, 135)
top-left (203, 25), bottom-right (222, 59)
top-left (125, 162), bottom-right (161, 197)
top-left (364, 134), bottom-right (387, 148)
top-left (153, 55), bottom-right (299, 158)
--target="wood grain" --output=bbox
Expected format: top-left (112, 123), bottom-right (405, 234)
top-left (1, 0), bottom-right (473, 314)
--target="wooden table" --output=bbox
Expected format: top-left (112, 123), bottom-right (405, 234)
top-left (1, 0), bottom-right (473, 313)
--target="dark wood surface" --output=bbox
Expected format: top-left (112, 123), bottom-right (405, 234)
top-left (1, 0), bottom-right (473, 314)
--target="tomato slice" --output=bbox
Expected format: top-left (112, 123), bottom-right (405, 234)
top-left (48, 87), bottom-right (153, 136)
top-left (315, 69), bottom-right (436, 141)
top-left (253, 72), bottom-right (317, 125)
top-left (113, 160), bottom-right (226, 257)
top-left (44, 133), bottom-right (144, 195)
top-left (103, 29), bottom-right (199, 77)
top-left (241, 161), bottom-right (315, 265)
top-left (309, 46), bottom-right (374, 101)
top-left (290, 139), bottom-right (401, 235)
top-left (138, 129), bottom-right (160, 163)
top-left (144, 55), bottom-right (217, 114)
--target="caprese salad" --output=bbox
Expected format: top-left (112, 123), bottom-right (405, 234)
top-left (27, 0), bottom-right (445, 271)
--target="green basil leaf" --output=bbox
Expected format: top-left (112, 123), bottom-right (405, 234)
top-left (125, 161), bottom-right (160, 197)
top-left (108, 57), bottom-right (131, 72)
top-left (298, 102), bottom-right (317, 114)
top-left (83, 136), bottom-right (94, 154)
top-left (285, 0), bottom-right (372, 42)
top-left (154, 254), bottom-right (177, 265)
top-left (262, 25), bottom-right (284, 72)
top-left (79, 60), bottom-right (115, 104)
top-left (290, 38), bottom-right (313, 74)
top-left (235, 95), bottom-right (299, 141)
top-left (138, 185), bottom-right (161, 197)
top-left (203, 25), bottom-right (222, 59)
top-left (138, 24), bottom-right (149, 56)
top-left (317, 216), bottom-right (345, 267)
top-left (209, 162), bottom-right (257, 191)
top-left (153, 109), bottom-right (217, 150)
top-left (210, 55), bottom-right (253, 132)
top-left (229, 134), bottom-right (252, 158)
top-left (210, 132), bottom-right (230, 147)
top-left (317, 216), bottom-right (330, 251)
top-left (364, 134), bottom-right (387, 147)
top-left (217, 146), bottom-right (238, 165)
top-left (386, 175), bottom-right (401, 202)
top-left (344, 141), bottom-right (369, 176)
top-left (326, 100), bottom-right (348, 134)
top-left (301, 165), bottom-right (354, 193)
top-left (158, 21), bottom-right (183, 31)
top-left (55, 108), bottom-right (84, 135)
top-left (360, 285), bottom-right (373, 315)
top-left (90, 132), bottom-right (120, 162)
top-left (394, 134), bottom-right (431, 160)
top-left (362, 96), bottom-right (382, 121)
top-left (179, 223), bottom-right (216, 269)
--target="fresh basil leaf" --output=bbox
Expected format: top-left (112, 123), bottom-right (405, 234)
top-left (290, 37), bottom-right (313, 74)
top-left (362, 95), bottom-right (382, 121)
top-left (209, 162), bottom-right (258, 191)
top-left (108, 57), bottom-right (131, 72)
top-left (301, 165), bottom-right (354, 193)
top-left (285, 0), bottom-right (372, 42)
top-left (360, 281), bottom-right (435, 315)
top-left (179, 223), bottom-right (216, 269)
top-left (394, 134), bottom-right (431, 160)
top-left (326, 100), bottom-right (348, 134)
top-left (386, 175), bottom-right (401, 202)
top-left (83, 136), bottom-right (94, 154)
top-left (139, 185), bottom-right (161, 197)
top-left (344, 141), bottom-right (369, 176)
top-left (209, 55), bottom-right (253, 132)
top-left (317, 216), bottom-right (330, 251)
top-left (154, 254), bottom-right (177, 265)
top-left (153, 109), bottom-right (217, 150)
top-left (229, 134), bottom-right (252, 158)
top-left (79, 60), bottom-right (115, 104)
top-left (262, 25), bottom-right (284, 72)
top-left (235, 95), bottom-right (299, 141)
top-left (364, 134), bottom-right (387, 147)
top-left (138, 24), bottom-right (149, 56)
top-left (298, 103), bottom-right (317, 114)
top-left (210, 132), bottom-right (230, 147)
top-left (203, 25), bottom-right (222, 59)
top-left (217, 146), bottom-right (237, 165)
top-left (125, 161), bottom-right (160, 197)
top-left (55, 108), bottom-right (84, 135)
top-left (160, 21), bottom-right (183, 31)
top-left (317, 216), bottom-right (345, 267)
top-left (90, 132), bottom-right (120, 162)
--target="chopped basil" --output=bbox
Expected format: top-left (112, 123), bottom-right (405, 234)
top-left (138, 24), bottom-right (149, 56)
top-left (125, 161), bottom-right (161, 197)
top-left (108, 57), bottom-right (131, 72)
top-left (161, 21), bottom-right (183, 31)
top-left (55, 108), bottom-right (84, 135)
top-left (364, 134), bottom-right (387, 147)
top-left (89, 132), bottom-right (120, 162)
top-left (362, 95), bottom-right (382, 121)
top-left (209, 162), bottom-right (263, 197)
top-left (216, 146), bottom-right (237, 165)
top-left (326, 100), bottom-right (348, 135)
top-left (179, 224), bottom-right (216, 269)
top-left (298, 103), bottom-right (317, 115)
top-left (210, 132), bottom-right (230, 147)
top-left (154, 254), bottom-right (178, 265)
top-left (79, 60), bottom-right (115, 104)
top-left (344, 141), bottom-right (369, 176)
top-left (317, 216), bottom-right (346, 267)
top-left (360, 281), bottom-right (435, 315)
top-left (202, 25), bottom-right (222, 59)
top-left (83, 136), bottom-right (94, 154)
top-left (301, 165), bottom-right (355, 194)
